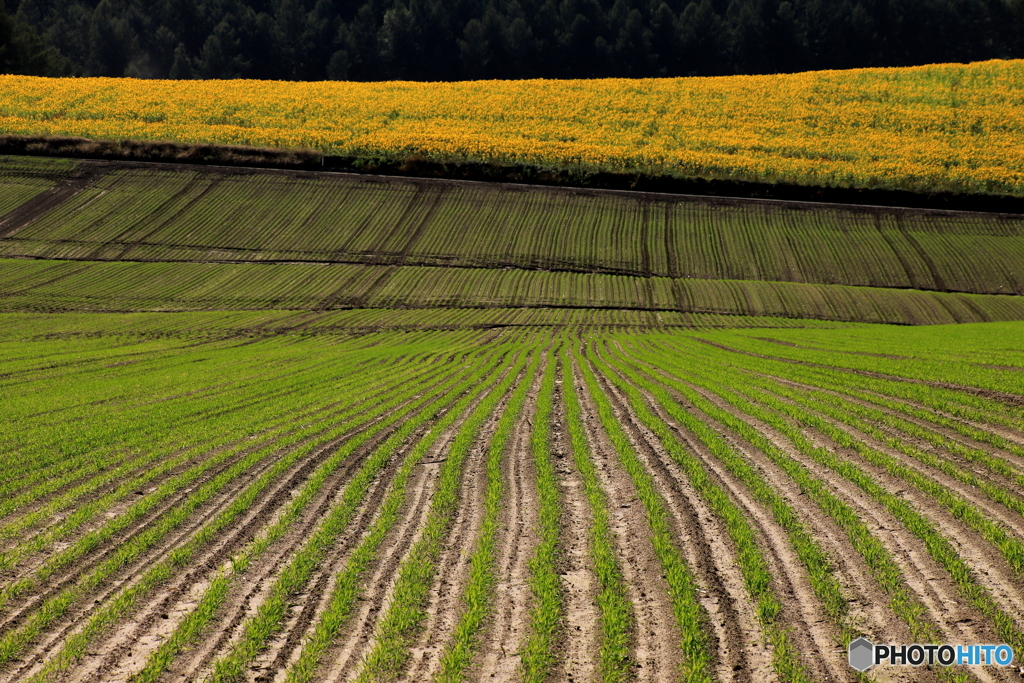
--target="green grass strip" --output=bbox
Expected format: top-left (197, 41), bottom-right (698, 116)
top-left (572, 345), bottom-right (713, 683)
top-left (520, 354), bottom-right (562, 683)
top-left (560, 350), bottom-right (633, 683)
top-left (284, 354), bottom-right (526, 683)
top-left (431, 354), bottom-right (540, 683)
top-left (351, 352), bottom-right (534, 682)
top-left (737, 377), bottom-right (1024, 652)
top-left (786, 385), bottom-right (1024, 570)
top-left (637, 339), bottom-right (940, 644)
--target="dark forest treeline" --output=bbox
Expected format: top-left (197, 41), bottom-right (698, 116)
top-left (2, 0), bottom-right (1023, 80)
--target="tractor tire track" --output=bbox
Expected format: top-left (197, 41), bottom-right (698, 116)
top-left (548, 376), bottom-right (601, 683)
top-left (469, 372), bottom-right (542, 683)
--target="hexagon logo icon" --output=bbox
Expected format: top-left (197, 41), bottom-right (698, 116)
top-left (849, 637), bottom-right (875, 671)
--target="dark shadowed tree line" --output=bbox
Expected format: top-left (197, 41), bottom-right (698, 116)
top-left (2, 0), bottom-right (1023, 79)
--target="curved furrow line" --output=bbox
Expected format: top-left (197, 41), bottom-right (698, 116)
top-left (645, 341), bottom-right (1022, 681)
top-left (0, 349), bottom-right (352, 503)
top-left (425, 342), bottom-right (543, 683)
top-left (0, 354), bottom-right (407, 545)
top-left (520, 354), bottom-right (563, 683)
top-left (762, 374), bottom-right (1024, 496)
top-left (397, 388), bottom-right (494, 681)
top-left (544, 370), bottom-right (601, 683)
top-left (0, 373), bottom-right (399, 627)
top-left (575, 352), bottom-right (763, 683)
top-left (574, 346), bottom-right (716, 683)
top-left (594, 342), bottom-right (836, 682)
top-left (599, 353), bottom-right (850, 682)
top-left (138, 412), bottom-right (436, 683)
top-left (0, 356), bottom-right (401, 583)
top-left (287, 353), bottom-right (529, 683)
top-left (763, 373), bottom-right (1024, 506)
top-left (268, 356), bottom-right (518, 681)
top-left (0, 389), bottom-right (375, 588)
top-left (62, 380), bottom-right (445, 683)
top-left (207, 350), bottom-right (522, 682)
top-left (346, 354), bottom-right (534, 683)
top-left (796, 372), bottom-right (1024, 471)
top-left (7, 402), bottom-right (410, 683)
top-left (0, 358), bottom-right (460, 680)
top-left (751, 380), bottom-right (1024, 588)
top-left (133, 354), bottom-right (503, 683)
top-left (309, 445), bottom-right (439, 682)
top-left (464, 369), bottom-right (541, 683)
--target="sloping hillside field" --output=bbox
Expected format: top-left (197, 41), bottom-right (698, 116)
top-left (2, 60), bottom-right (1024, 196)
top-left (2, 150), bottom-right (1024, 683)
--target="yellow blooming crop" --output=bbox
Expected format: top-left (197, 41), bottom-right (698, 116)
top-left (1, 59), bottom-right (1022, 196)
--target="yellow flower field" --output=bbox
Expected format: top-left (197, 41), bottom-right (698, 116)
top-left (2, 59), bottom-right (1023, 195)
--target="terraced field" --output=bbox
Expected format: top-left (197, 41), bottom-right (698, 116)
top-left (3, 151), bottom-right (1024, 683)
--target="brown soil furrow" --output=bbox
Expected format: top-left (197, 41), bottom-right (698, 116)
top-left (348, 368), bottom-right (525, 683)
top-left (797, 413), bottom-right (1024, 632)
top-left (315, 451), bottom-right (440, 681)
top-left (760, 373), bottom-right (1024, 481)
top-left (630, 360), bottom-right (914, 653)
top-left (645, 382), bottom-right (857, 682)
top-left (584, 357), bottom-right (769, 683)
top-left (548, 376), bottom-right (601, 683)
top-left (0, 394), bottom-right (363, 618)
top-left (0, 439), bottom-right (284, 631)
top-left (2, 442), bottom-right (231, 561)
top-left (0, 377), bottom-right (425, 607)
top-left (316, 367), bottom-right (514, 683)
top-left (400, 384), bottom-right (507, 681)
top-left (469, 375), bottom-right (541, 683)
top-left (697, 388), bottom-right (1013, 679)
top-left (154, 367), bottom-right (479, 682)
top-left (3, 414), bottom-right (392, 683)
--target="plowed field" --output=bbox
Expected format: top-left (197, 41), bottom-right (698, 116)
top-left (2, 316), bottom-right (1024, 683)
top-left (3, 151), bottom-right (1024, 683)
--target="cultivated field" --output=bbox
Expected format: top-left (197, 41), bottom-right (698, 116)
top-left (1, 60), bottom-right (1023, 195)
top-left (2, 146), bottom-right (1024, 683)
top-left (1, 314), bottom-right (1024, 683)
top-left (2, 157), bottom-right (1024, 326)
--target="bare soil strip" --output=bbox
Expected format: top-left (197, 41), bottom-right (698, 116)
top-left (0, 389), bottom-right (402, 628)
top-left (586, 356), bottom-right (776, 683)
top-left (785, 406), bottom-right (1024, 629)
top-left (570, 358), bottom-right (696, 683)
top-left (695, 383), bottom-right (1015, 681)
top-left (469, 372), bottom-right (542, 683)
top-left (399, 385), bottom-right (501, 681)
top-left (0, 165), bottom-right (111, 240)
top-left (6, 407), bottom-right (405, 682)
top-left (291, 360), bottom-right (518, 683)
top-left (547, 376), bottom-right (601, 683)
